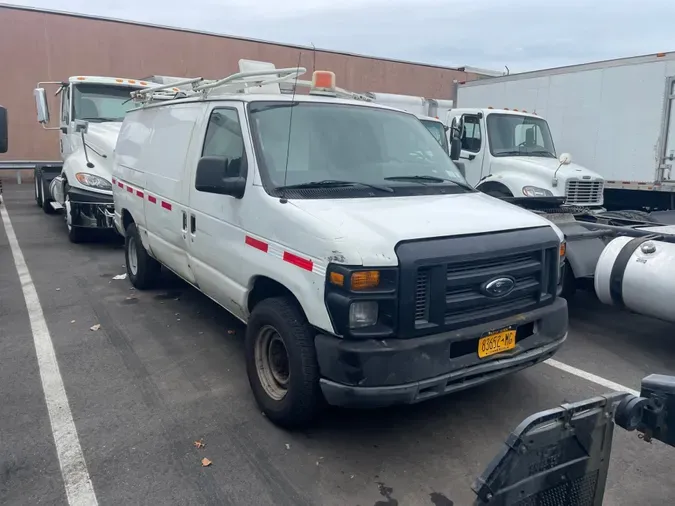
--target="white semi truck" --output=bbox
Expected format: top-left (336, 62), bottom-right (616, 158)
top-left (455, 51), bottom-right (675, 223)
top-left (32, 76), bottom-right (163, 242)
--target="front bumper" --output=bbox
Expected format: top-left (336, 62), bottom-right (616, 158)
top-left (316, 297), bottom-right (568, 408)
top-left (68, 187), bottom-right (115, 230)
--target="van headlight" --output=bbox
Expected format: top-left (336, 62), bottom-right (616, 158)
top-left (522, 186), bottom-right (553, 197)
top-left (349, 301), bottom-right (378, 328)
top-left (75, 172), bottom-right (112, 191)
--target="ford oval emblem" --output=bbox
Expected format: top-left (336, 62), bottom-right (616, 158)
top-left (482, 277), bottom-right (516, 297)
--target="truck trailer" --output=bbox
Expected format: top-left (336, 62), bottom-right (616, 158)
top-left (456, 51), bottom-right (675, 219)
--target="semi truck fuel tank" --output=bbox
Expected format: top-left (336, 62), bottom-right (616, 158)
top-left (595, 236), bottom-right (675, 323)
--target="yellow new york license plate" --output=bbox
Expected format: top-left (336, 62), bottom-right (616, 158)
top-left (478, 329), bottom-right (517, 358)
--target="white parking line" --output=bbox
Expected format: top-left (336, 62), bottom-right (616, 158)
top-left (0, 205), bottom-right (98, 506)
top-left (545, 359), bottom-right (640, 397)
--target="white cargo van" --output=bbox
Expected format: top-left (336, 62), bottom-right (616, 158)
top-left (112, 61), bottom-right (568, 427)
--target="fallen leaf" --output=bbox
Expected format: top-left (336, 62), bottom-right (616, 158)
top-left (112, 274), bottom-right (127, 280)
top-left (90, 324), bottom-right (101, 331)
top-left (201, 458), bottom-right (212, 467)
top-left (193, 439), bottom-right (205, 449)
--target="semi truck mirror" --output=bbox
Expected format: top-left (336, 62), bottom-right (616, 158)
top-left (558, 152), bottom-right (572, 165)
top-left (450, 137), bottom-right (462, 161)
top-left (0, 106), bottom-right (7, 153)
top-left (34, 88), bottom-right (50, 124)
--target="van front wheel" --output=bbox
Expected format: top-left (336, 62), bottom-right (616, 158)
top-left (245, 297), bottom-right (321, 428)
top-left (125, 222), bottom-right (161, 289)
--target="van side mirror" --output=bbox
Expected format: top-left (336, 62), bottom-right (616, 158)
top-left (34, 88), bottom-right (50, 124)
top-left (0, 106), bottom-right (7, 153)
top-left (195, 155), bottom-right (246, 198)
top-left (450, 137), bottom-right (462, 160)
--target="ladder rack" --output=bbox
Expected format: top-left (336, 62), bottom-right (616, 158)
top-left (129, 60), bottom-right (374, 105)
top-left (131, 67), bottom-right (307, 104)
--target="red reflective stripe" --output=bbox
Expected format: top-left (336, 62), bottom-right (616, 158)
top-left (117, 181), bottom-right (124, 188)
top-left (245, 236), bottom-right (269, 252)
top-left (112, 178), bottom-right (116, 184)
top-left (127, 186), bottom-right (133, 193)
top-left (283, 251), bottom-right (313, 272)
top-left (136, 190), bottom-right (144, 198)
top-left (161, 201), bottom-right (172, 211)
top-left (148, 195), bottom-right (157, 204)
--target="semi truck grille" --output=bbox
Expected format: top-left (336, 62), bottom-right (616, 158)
top-left (395, 227), bottom-right (561, 338)
top-left (565, 180), bottom-right (603, 205)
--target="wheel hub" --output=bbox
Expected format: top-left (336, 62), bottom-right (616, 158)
top-left (127, 236), bottom-right (139, 276)
top-left (254, 325), bottom-right (290, 401)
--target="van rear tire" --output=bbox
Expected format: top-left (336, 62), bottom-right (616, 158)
top-left (35, 170), bottom-right (43, 207)
top-left (125, 222), bottom-right (161, 289)
top-left (245, 297), bottom-right (322, 428)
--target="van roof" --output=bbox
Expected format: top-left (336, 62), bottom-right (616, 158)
top-left (128, 92), bottom-right (420, 115)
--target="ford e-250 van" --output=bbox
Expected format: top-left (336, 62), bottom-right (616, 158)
top-left (112, 61), bottom-right (568, 427)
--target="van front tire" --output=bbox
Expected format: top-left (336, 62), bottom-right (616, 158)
top-left (246, 297), bottom-right (322, 428)
top-left (125, 222), bottom-right (161, 289)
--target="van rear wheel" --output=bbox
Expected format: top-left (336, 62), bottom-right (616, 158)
top-left (245, 297), bottom-right (322, 428)
top-left (125, 222), bottom-right (161, 289)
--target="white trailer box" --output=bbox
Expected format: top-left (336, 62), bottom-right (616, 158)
top-left (456, 52), bottom-right (675, 211)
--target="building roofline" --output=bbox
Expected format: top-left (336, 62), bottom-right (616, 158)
top-left (0, 2), bottom-right (470, 74)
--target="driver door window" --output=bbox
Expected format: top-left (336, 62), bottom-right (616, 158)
top-left (61, 88), bottom-right (70, 125)
top-left (461, 116), bottom-right (481, 152)
top-left (201, 108), bottom-right (246, 180)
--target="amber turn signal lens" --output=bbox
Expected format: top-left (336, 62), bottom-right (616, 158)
top-left (329, 271), bottom-right (345, 286)
top-left (350, 271), bottom-right (380, 290)
top-left (560, 242), bottom-right (566, 257)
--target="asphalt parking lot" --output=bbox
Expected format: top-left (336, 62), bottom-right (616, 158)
top-left (1, 182), bottom-right (674, 506)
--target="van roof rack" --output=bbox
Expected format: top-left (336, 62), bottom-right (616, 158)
top-left (131, 59), bottom-right (373, 104)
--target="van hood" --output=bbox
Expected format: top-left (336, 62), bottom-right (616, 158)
top-left (494, 156), bottom-right (603, 181)
top-left (289, 191), bottom-right (562, 265)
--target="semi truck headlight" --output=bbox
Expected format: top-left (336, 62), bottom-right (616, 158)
top-left (349, 301), bottom-right (378, 328)
top-left (522, 186), bottom-right (553, 197)
top-left (75, 172), bottom-right (112, 191)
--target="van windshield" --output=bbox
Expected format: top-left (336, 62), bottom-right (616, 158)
top-left (73, 84), bottom-right (141, 122)
top-left (486, 113), bottom-right (557, 158)
top-left (248, 101), bottom-right (469, 197)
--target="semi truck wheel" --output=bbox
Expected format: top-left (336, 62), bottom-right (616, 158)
top-left (245, 297), bottom-right (322, 428)
top-left (64, 194), bottom-right (88, 243)
top-left (124, 222), bottom-right (161, 289)
top-left (42, 176), bottom-right (57, 214)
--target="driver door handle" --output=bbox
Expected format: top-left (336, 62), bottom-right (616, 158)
top-left (190, 214), bottom-right (196, 234)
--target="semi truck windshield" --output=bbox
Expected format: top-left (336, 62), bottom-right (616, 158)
top-left (486, 113), bottom-right (557, 158)
top-left (73, 84), bottom-right (140, 122)
top-left (420, 119), bottom-right (450, 154)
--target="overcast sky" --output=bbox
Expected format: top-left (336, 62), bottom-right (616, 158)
top-left (6, 0), bottom-right (675, 72)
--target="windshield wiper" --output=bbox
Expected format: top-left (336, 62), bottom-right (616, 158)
top-left (276, 180), bottom-right (394, 193)
top-left (384, 175), bottom-right (474, 191)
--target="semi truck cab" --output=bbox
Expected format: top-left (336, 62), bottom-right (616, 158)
top-left (449, 108), bottom-right (605, 207)
top-left (33, 76), bottom-right (158, 242)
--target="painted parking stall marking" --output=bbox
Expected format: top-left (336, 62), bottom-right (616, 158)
top-left (0, 204), bottom-right (99, 506)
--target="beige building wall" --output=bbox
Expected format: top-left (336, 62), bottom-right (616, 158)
top-left (0, 5), bottom-right (481, 162)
